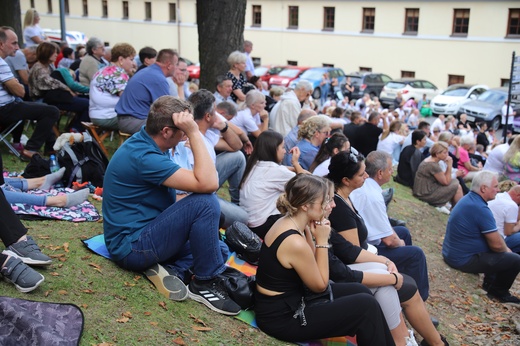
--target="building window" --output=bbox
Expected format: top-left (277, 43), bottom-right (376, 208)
top-left (288, 6), bottom-right (299, 29)
top-left (122, 1), bottom-right (129, 19)
top-left (64, 0), bottom-right (69, 15)
top-left (401, 71), bottom-right (415, 78)
top-left (404, 8), bottom-right (419, 34)
top-left (501, 79), bottom-right (510, 87)
top-left (102, 0), bottom-right (108, 18)
top-left (145, 2), bottom-right (152, 21)
top-left (82, 0), bottom-right (88, 17)
top-left (287, 60), bottom-right (298, 66)
top-left (169, 3), bottom-right (177, 22)
top-left (30, 0), bottom-right (35, 8)
top-left (448, 75), bottom-right (465, 86)
top-left (452, 9), bottom-right (470, 36)
top-left (252, 5), bottom-right (262, 27)
top-left (507, 9), bottom-right (520, 37)
top-left (360, 67), bottom-right (372, 72)
top-left (323, 7), bottom-right (335, 31)
top-left (47, 0), bottom-right (53, 14)
top-left (362, 8), bottom-right (375, 33)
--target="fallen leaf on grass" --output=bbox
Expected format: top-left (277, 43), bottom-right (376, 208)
top-left (58, 290), bottom-right (68, 295)
top-left (159, 301), bottom-right (167, 310)
top-left (36, 235), bottom-right (50, 239)
top-left (172, 337), bottom-right (185, 345)
top-left (63, 242), bottom-right (69, 252)
top-left (192, 326), bottom-right (212, 332)
top-left (89, 262), bottom-right (102, 273)
top-left (81, 304), bottom-right (88, 308)
top-left (81, 254), bottom-right (92, 260)
top-left (149, 322), bottom-right (158, 326)
top-left (133, 275), bottom-right (142, 281)
top-left (49, 254), bottom-right (65, 258)
top-left (116, 316), bottom-right (129, 323)
top-left (124, 282), bottom-right (135, 287)
top-left (94, 343), bottom-right (114, 346)
top-left (143, 311), bottom-right (151, 316)
top-left (122, 311), bottom-right (132, 318)
top-left (44, 290), bottom-right (52, 297)
top-left (50, 272), bottom-right (60, 276)
top-left (189, 314), bottom-right (208, 327)
top-left (58, 257), bottom-right (67, 262)
top-left (82, 289), bottom-right (94, 294)
top-left (166, 329), bottom-right (178, 335)
top-left (48, 245), bottom-right (61, 251)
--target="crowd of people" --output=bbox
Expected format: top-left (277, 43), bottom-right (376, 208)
top-left (1, 11), bottom-right (520, 345)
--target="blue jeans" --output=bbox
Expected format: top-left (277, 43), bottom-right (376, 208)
top-left (2, 178), bottom-right (47, 206)
top-left (376, 226), bottom-right (430, 301)
top-left (216, 151), bottom-right (245, 205)
top-left (115, 194), bottom-right (228, 281)
top-left (218, 197), bottom-right (249, 229)
top-left (505, 233), bottom-right (520, 254)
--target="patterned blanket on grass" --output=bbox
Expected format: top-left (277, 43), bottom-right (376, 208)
top-left (0, 296), bottom-right (84, 346)
top-left (82, 234), bottom-right (357, 346)
top-left (7, 188), bottom-right (100, 222)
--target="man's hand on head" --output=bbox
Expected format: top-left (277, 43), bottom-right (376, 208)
top-left (172, 111), bottom-right (197, 135)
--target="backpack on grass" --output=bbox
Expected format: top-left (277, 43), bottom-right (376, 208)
top-left (57, 132), bottom-right (109, 188)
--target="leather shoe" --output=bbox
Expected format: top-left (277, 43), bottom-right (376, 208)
top-left (487, 290), bottom-right (520, 303)
top-left (389, 217), bottom-right (407, 227)
top-left (20, 149), bottom-right (37, 162)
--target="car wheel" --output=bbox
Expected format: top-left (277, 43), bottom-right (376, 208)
top-left (491, 116), bottom-right (501, 131)
top-left (312, 87), bottom-right (321, 100)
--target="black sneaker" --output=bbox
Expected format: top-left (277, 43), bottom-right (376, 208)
top-left (188, 277), bottom-right (241, 316)
top-left (144, 264), bottom-right (188, 301)
top-left (487, 290), bottom-right (520, 304)
top-left (1, 257), bottom-right (44, 293)
top-left (2, 236), bottom-right (52, 266)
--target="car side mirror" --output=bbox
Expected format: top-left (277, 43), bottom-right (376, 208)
top-left (469, 94), bottom-right (477, 100)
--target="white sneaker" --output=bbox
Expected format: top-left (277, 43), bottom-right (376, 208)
top-left (435, 206), bottom-right (451, 215)
top-left (405, 329), bottom-right (419, 346)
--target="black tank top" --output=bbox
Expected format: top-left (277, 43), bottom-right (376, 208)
top-left (256, 230), bottom-right (303, 292)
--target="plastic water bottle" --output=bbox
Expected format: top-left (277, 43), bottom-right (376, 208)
top-left (49, 155), bottom-right (60, 173)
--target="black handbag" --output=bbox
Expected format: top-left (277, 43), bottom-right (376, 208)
top-left (219, 266), bottom-right (256, 310)
top-left (224, 221), bottom-right (262, 265)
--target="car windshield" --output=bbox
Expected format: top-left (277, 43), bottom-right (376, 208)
top-left (300, 69), bottom-right (326, 80)
top-left (442, 86), bottom-right (470, 97)
top-left (386, 82), bottom-right (407, 89)
top-left (268, 66), bottom-right (284, 75)
top-left (347, 77), bottom-right (363, 85)
top-left (254, 67), bottom-right (268, 76)
top-left (278, 68), bottom-right (302, 78)
top-left (478, 91), bottom-right (507, 106)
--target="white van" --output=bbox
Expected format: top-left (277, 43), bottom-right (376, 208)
top-left (42, 29), bottom-right (88, 49)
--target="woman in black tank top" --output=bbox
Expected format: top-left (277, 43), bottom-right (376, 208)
top-left (254, 174), bottom-right (394, 345)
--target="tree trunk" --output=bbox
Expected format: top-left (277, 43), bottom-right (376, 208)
top-left (0, 0), bottom-right (23, 46)
top-left (196, 0), bottom-right (246, 91)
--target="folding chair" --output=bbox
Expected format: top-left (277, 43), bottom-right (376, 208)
top-left (81, 122), bottom-right (113, 157)
top-left (0, 120), bottom-right (23, 159)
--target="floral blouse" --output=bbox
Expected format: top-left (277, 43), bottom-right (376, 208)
top-left (92, 65), bottom-right (129, 95)
top-left (28, 62), bottom-right (68, 99)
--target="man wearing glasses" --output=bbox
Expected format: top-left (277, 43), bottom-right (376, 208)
top-left (167, 58), bottom-right (191, 100)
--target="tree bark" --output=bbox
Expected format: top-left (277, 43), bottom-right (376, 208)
top-left (196, 0), bottom-right (246, 91)
top-left (0, 0), bottom-right (23, 46)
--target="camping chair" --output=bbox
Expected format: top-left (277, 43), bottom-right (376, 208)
top-left (0, 120), bottom-right (23, 159)
top-left (81, 122), bottom-right (113, 157)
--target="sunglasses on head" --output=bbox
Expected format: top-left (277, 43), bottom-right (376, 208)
top-left (347, 147), bottom-right (364, 163)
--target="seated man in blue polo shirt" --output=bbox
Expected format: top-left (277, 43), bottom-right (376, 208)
top-left (103, 95), bottom-right (241, 315)
top-left (443, 171), bottom-right (520, 303)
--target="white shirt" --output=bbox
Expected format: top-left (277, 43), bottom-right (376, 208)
top-left (313, 158), bottom-right (331, 177)
top-left (431, 118), bottom-right (445, 132)
top-left (350, 178), bottom-right (394, 245)
top-left (377, 132), bottom-right (404, 156)
top-left (483, 143), bottom-right (509, 173)
top-left (488, 192), bottom-right (519, 238)
top-left (230, 107), bottom-right (260, 135)
top-left (501, 104), bottom-right (515, 125)
top-left (270, 90), bottom-right (302, 137)
top-left (240, 161), bottom-right (295, 227)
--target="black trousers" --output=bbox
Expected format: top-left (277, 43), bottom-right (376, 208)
top-left (255, 282), bottom-right (395, 345)
top-left (0, 154), bottom-right (28, 265)
top-left (455, 251), bottom-right (520, 296)
top-left (0, 100), bottom-right (59, 152)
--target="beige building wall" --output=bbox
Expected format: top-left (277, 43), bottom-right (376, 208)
top-left (20, 0), bottom-right (519, 90)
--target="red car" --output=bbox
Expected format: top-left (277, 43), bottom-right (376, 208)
top-left (187, 63), bottom-right (200, 80)
top-left (268, 66), bottom-right (310, 87)
top-left (255, 65), bottom-right (285, 83)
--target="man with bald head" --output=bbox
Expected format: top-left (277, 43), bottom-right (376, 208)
top-left (488, 183), bottom-right (520, 254)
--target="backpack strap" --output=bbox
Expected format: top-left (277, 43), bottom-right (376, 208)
top-left (62, 144), bottom-right (84, 187)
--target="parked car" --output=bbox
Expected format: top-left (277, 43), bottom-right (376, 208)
top-left (289, 67), bottom-right (346, 100)
top-left (459, 88), bottom-right (518, 131)
top-left (342, 72), bottom-right (392, 100)
top-left (268, 66), bottom-right (309, 88)
top-left (255, 65), bottom-right (285, 83)
top-left (430, 84), bottom-right (489, 116)
top-left (379, 78), bottom-right (442, 107)
top-left (42, 29), bottom-right (87, 49)
top-left (187, 63), bottom-right (200, 80)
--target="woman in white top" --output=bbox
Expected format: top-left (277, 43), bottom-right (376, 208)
top-left (239, 130), bottom-right (305, 238)
top-left (23, 9), bottom-right (48, 47)
top-left (377, 120), bottom-right (405, 164)
top-left (89, 43), bottom-right (136, 130)
top-left (230, 90), bottom-right (268, 139)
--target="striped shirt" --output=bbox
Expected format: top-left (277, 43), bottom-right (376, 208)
top-left (0, 57), bottom-right (15, 107)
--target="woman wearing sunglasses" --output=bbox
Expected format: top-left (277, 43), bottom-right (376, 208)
top-left (326, 150), bottom-right (448, 346)
top-left (254, 174), bottom-right (394, 345)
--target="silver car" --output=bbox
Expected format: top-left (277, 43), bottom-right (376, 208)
top-left (431, 84), bottom-right (489, 116)
top-left (458, 88), bottom-right (515, 130)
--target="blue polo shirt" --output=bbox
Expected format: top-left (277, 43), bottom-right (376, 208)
top-left (296, 139), bottom-right (320, 171)
top-left (102, 126), bottom-right (179, 260)
top-left (115, 63), bottom-right (169, 120)
top-left (442, 191), bottom-right (498, 267)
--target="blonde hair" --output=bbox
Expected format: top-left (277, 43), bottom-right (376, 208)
top-left (23, 9), bottom-right (38, 29)
top-left (504, 135), bottom-right (520, 163)
top-left (430, 141), bottom-right (449, 157)
top-left (277, 174), bottom-right (329, 216)
top-left (298, 115), bottom-right (330, 141)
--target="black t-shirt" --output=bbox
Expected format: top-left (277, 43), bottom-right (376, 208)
top-left (476, 132), bottom-right (489, 149)
top-left (351, 123), bottom-right (383, 157)
top-left (329, 194), bottom-right (369, 250)
top-left (396, 145), bottom-right (422, 187)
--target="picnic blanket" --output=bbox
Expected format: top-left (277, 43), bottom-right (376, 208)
top-left (82, 234), bottom-right (357, 346)
top-left (0, 296), bottom-right (84, 346)
top-left (7, 188), bottom-right (100, 222)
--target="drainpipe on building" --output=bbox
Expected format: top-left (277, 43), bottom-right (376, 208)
top-left (59, 0), bottom-right (66, 42)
